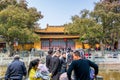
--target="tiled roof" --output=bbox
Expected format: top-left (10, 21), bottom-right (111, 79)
top-left (35, 24), bottom-right (79, 39)
top-left (35, 25), bottom-right (65, 33)
top-left (39, 34), bottom-right (79, 39)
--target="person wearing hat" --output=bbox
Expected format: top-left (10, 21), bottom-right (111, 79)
top-left (5, 55), bottom-right (27, 80)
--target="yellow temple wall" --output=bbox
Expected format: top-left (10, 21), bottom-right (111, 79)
top-left (95, 44), bottom-right (100, 48)
top-left (14, 41), bottom-right (100, 51)
top-left (84, 43), bottom-right (90, 49)
top-left (14, 41), bottom-right (41, 50)
top-left (75, 41), bottom-right (91, 49)
top-left (34, 41), bottom-right (41, 50)
top-left (75, 41), bottom-right (82, 49)
top-left (14, 44), bottom-right (34, 50)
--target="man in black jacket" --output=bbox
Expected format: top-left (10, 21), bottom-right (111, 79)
top-left (46, 50), bottom-right (53, 72)
top-left (5, 55), bottom-right (27, 80)
top-left (60, 52), bottom-right (67, 74)
top-left (67, 51), bottom-right (98, 80)
top-left (51, 51), bottom-right (61, 80)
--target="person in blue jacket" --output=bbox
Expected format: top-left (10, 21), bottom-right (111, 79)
top-left (5, 55), bottom-right (27, 80)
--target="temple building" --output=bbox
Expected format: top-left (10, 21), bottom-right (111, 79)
top-left (0, 24), bottom-right (99, 51)
top-left (34, 24), bottom-right (91, 50)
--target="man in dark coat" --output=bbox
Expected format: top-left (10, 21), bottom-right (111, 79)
top-left (46, 50), bottom-right (53, 72)
top-left (5, 55), bottom-right (27, 80)
top-left (51, 51), bottom-right (61, 80)
top-left (60, 52), bottom-right (67, 74)
top-left (67, 51), bottom-right (98, 80)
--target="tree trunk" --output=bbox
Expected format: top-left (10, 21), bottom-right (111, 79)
top-left (100, 40), bottom-right (104, 55)
top-left (6, 42), bottom-right (14, 57)
top-left (6, 42), bottom-right (10, 56)
top-left (111, 43), bottom-right (114, 51)
top-left (82, 42), bottom-right (85, 49)
top-left (21, 44), bottom-right (24, 50)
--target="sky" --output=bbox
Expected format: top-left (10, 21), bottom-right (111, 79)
top-left (26, 0), bottom-right (100, 28)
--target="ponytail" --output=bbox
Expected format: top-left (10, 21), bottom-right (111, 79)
top-left (28, 59), bottom-right (40, 76)
top-left (28, 61), bottom-right (33, 76)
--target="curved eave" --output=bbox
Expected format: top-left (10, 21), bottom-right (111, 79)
top-left (35, 31), bottom-right (64, 34)
top-left (39, 34), bottom-right (79, 39)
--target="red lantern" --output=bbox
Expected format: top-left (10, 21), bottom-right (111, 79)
top-left (64, 38), bottom-right (67, 42)
top-left (50, 39), bottom-right (52, 42)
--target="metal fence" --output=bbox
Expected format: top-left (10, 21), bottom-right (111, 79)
top-left (0, 56), bottom-right (46, 66)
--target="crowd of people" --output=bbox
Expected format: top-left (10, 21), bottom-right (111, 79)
top-left (4, 48), bottom-right (99, 80)
top-left (46, 48), bottom-right (98, 80)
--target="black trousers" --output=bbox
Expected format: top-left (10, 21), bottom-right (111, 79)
top-left (52, 72), bottom-right (61, 80)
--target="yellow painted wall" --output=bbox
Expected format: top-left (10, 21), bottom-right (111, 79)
top-left (14, 41), bottom-right (41, 50)
top-left (14, 45), bottom-right (22, 50)
top-left (95, 44), bottom-right (100, 48)
top-left (24, 44), bottom-right (34, 50)
top-left (14, 44), bottom-right (34, 50)
top-left (75, 41), bottom-right (82, 49)
top-left (84, 44), bottom-right (90, 49)
top-left (34, 41), bottom-right (41, 50)
top-left (75, 41), bottom-right (91, 49)
top-left (14, 41), bottom-right (99, 50)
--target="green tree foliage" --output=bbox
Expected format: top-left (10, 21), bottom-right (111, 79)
top-left (65, 1), bottom-right (120, 49)
top-left (0, 0), bottom-right (28, 11)
top-left (65, 9), bottom-right (102, 47)
top-left (0, 0), bottom-right (43, 53)
top-left (91, 0), bottom-right (120, 47)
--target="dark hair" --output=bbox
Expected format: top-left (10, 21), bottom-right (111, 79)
top-left (62, 52), bottom-right (66, 55)
top-left (73, 50), bottom-right (80, 57)
top-left (48, 50), bottom-right (53, 55)
top-left (28, 59), bottom-right (40, 76)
